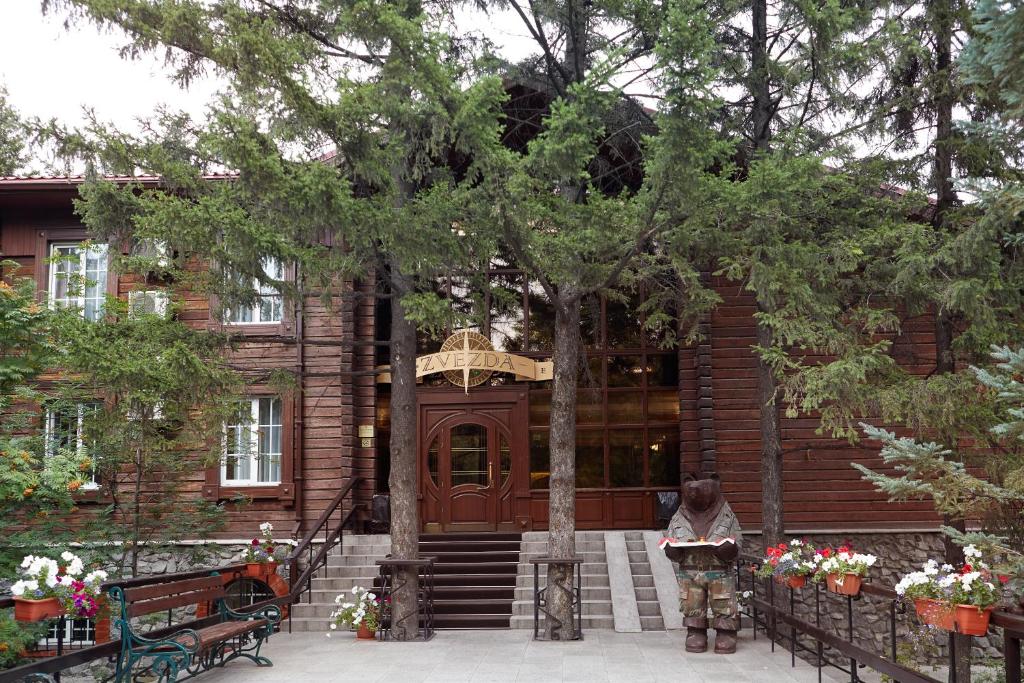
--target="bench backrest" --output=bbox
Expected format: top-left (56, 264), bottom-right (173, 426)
top-left (121, 575), bottom-right (226, 618)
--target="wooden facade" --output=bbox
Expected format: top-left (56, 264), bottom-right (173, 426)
top-left (0, 177), bottom-right (939, 539)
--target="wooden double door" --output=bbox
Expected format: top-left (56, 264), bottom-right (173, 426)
top-left (418, 388), bottom-right (527, 532)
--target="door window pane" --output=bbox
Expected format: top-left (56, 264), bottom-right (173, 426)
top-left (648, 428), bottom-right (681, 487)
top-left (609, 429), bottom-right (644, 487)
top-left (427, 435), bottom-right (439, 485)
top-left (576, 430), bottom-right (604, 488)
top-left (500, 434), bottom-right (511, 486)
top-left (529, 430), bottom-right (549, 489)
top-left (450, 423), bottom-right (488, 487)
top-left (529, 391), bottom-right (551, 427)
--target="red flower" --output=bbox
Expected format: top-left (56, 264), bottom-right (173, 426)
top-left (961, 564), bottom-right (972, 574)
top-left (822, 548), bottom-right (833, 558)
top-left (251, 539), bottom-right (260, 545)
top-left (998, 575), bottom-right (1010, 584)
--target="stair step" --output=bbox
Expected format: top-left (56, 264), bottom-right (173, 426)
top-left (428, 551), bottom-right (520, 563)
top-left (435, 599), bottom-right (513, 615)
top-left (420, 532), bottom-right (522, 542)
top-left (435, 586), bottom-right (515, 599)
top-left (435, 613), bottom-right (511, 629)
top-left (433, 573), bottom-right (517, 586)
top-left (432, 561), bottom-right (518, 574)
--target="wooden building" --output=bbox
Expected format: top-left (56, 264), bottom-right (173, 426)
top-left (0, 174), bottom-right (939, 540)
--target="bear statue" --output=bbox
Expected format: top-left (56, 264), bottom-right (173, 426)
top-left (662, 472), bottom-right (742, 654)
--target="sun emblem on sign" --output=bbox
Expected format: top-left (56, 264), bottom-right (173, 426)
top-left (440, 329), bottom-right (494, 388)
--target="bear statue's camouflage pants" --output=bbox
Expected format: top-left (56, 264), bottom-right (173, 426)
top-left (677, 569), bottom-right (738, 630)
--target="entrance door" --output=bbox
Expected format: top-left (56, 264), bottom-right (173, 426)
top-left (419, 388), bottom-right (526, 532)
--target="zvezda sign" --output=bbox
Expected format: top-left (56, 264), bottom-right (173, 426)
top-left (413, 329), bottom-right (552, 392)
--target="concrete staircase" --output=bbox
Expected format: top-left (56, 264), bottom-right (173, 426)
top-left (626, 531), bottom-right (663, 630)
top-left (287, 534), bottom-right (391, 632)
top-left (510, 531), bottom-right (614, 630)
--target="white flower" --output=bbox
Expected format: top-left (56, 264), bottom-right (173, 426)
top-left (813, 554), bottom-right (823, 563)
top-left (330, 623), bottom-right (337, 630)
top-left (61, 551), bottom-right (76, 563)
top-left (84, 570), bottom-right (108, 584)
top-left (260, 522), bottom-right (273, 534)
top-left (941, 564), bottom-right (953, 572)
top-left (20, 555), bottom-right (36, 569)
top-left (367, 592), bottom-right (376, 601)
top-left (939, 575), bottom-right (956, 589)
top-left (963, 544), bottom-right (980, 559)
top-left (351, 587), bottom-right (359, 595)
top-left (326, 633), bottom-right (331, 639)
top-left (790, 539), bottom-right (802, 547)
top-left (10, 581), bottom-right (27, 596)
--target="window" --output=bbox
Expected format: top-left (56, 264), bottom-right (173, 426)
top-left (45, 402), bottom-right (101, 490)
top-left (223, 397), bottom-right (282, 485)
top-left (224, 258), bottom-right (283, 324)
top-left (40, 618), bottom-right (96, 648)
top-left (48, 243), bottom-right (108, 321)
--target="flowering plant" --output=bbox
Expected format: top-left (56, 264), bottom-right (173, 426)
top-left (756, 539), bottom-right (818, 580)
top-left (9, 552), bottom-right (106, 617)
top-left (244, 522), bottom-right (286, 564)
top-left (9, 555), bottom-right (61, 601)
top-left (812, 545), bottom-right (877, 582)
top-left (328, 586), bottom-right (384, 634)
top-left (895, 545), bottom-right (1001, 610)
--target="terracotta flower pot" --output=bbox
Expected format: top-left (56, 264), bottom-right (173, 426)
top-left (14, 597), bottom-right (63, 623)
top-left (913, 598), bottom-right (955, 631)
top-left (245, 562), bottom-right (266, 578)
top-left (827, 573), bottom-right (862, 596)
top-left (954, 605), bottom-right (993, 636)
top-left (787, 575), bottom-right (807, 589)
top-left (357, 623), bottom-right (375, 640)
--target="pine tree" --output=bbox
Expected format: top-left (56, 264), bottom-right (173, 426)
top-left (45, 0), bottom-right (506, 638)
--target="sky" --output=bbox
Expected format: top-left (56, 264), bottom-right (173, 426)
top-left (0, 2), bottom-right (223, 149)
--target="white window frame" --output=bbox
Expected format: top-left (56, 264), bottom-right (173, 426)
top-left (221, 397), bottom-right (282, 486)
top-left (48, 242), bottom-right (109, 321)
top-left (40, 617), bottom-right (96, 647)
top-left (223, 258), bottom-right (283, 325)
top-left (45, 402), bottom-right (101, 490)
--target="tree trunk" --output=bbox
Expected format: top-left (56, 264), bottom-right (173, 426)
top-left (131, 442), bottom-right (143, 578)
top-left (546, 292), bottom-right (580, 639)
top-left (750, 0), bottom-right (772, 152)
top-left (756, 313), bottom-right (784, 547)
top-left (387, 268), bottom-right (420, 640)
top-left (931, 0), bottom-right (969, 676)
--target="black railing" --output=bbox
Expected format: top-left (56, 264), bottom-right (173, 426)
top-left (738, 554), bottom-right (1024, 683)
top-left (374, 557), bottom-right (436, 641)
top-left (286, 476), bottom-right (363, 616)
top-left (530, 557), bottom-right (583, 641)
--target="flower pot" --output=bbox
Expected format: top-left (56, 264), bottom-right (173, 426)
top-left (787, 575), bottom-right (807, 589)
top-left (827, 573), bottom-right (862, 596)
top-left (913, 598), bottom-right (955, 631)
top-left (954, 605), bottom-right (993, 636)
top-left (14, 597), bottom-right (63, 623)
top-left (267, 561), bottom-right (279, 575)
top-left (356, 623), bottom-right (375, 640)
top-left (245, 562), bottom-right (266, 578)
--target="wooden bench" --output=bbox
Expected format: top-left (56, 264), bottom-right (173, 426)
top-left (109, 573), bottom-right (281, 682)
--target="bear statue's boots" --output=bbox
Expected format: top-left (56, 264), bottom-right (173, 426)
top-left (714, 629), bottom-right (737, 654)
top-left (685, 628), bottom-right (708, 653)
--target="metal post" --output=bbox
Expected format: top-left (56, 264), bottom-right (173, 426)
top-left (536, 561), bottom-right (544, 643)
top-left (752, 569), bottom-right (758, 641)
top-left (770, 577), bottom-right (776, 652)
top-left (847, 596), bottom-right (859, 683)
top-left (889, 600), bottom-right (897, 663)
top-left (791, 585), bottom-right (796, 668)
top-left (948, 631), bottom-right (957, 683)
top-left (816, 582), bottom-right (822, 683)
top-left (55, 615), bottom-right (64, 683)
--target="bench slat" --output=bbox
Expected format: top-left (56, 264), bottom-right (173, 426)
top-left (123, 576), bottom-right (223, 603)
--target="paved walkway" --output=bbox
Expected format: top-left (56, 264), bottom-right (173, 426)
top-left (197, 629), bottom-right (851, 682)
